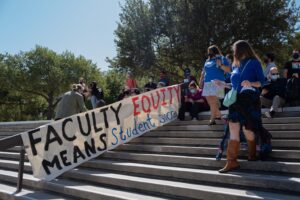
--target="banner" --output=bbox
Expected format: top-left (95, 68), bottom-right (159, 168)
top-left (21, 85), bottom-right (180, 181)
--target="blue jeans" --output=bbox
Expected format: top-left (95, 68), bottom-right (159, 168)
top-left (91, 95), bottom-right (98, 109)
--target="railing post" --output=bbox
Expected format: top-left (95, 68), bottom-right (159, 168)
top-left (16, 146), bottom-right (25, 193)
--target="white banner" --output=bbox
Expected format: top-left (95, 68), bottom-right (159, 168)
top-left (21, 85), bottom-right (181, 181)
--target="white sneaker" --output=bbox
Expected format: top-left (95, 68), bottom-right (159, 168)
top-left (264, 111), bottom-right (271, 119)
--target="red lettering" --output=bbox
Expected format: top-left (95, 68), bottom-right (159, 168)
top-left (160, 88), bottom-right (167, 106)
top-left (132, 96), bottom-right (140, 116)
top-left (141, 95), bottom-right (151, 113)
top-left (167, 87), bottom-right (173, 104)
top-left (151, 91), bottom-right (160, 110)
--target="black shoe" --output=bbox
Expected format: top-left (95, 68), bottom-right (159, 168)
top-left (270, 111), bottom-right (276, 118)
top-left (208, 120), bottom-right (216, 125)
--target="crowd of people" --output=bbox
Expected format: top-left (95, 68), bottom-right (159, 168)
top-left (54, 39), bottom-right (300, 174)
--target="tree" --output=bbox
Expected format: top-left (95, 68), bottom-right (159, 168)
top-left (110, 0), bottom-right (300, 80)
top-left (2, 46), bottom-right (103, 120)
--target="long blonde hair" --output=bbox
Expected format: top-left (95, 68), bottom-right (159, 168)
top-left (232, 40), bottom-right (261, 66)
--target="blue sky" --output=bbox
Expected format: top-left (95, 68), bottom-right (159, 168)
top-left (0, 0), bottom-right (299, 71)
top-left (0, 0), bottom-right (123, 71)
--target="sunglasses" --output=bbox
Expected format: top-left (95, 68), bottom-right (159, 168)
top-left (271, 73), bottom-right (279, 75)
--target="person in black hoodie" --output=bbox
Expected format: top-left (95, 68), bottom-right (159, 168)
top-left (260, 67), bottom-right (287, 118)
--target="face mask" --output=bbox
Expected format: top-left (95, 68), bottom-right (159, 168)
top-left (271, 75), bottom-right (279, 81)
top-left (293, 53), bottom-right (300, 60)
top-left (189, 88), bottom-right (196, 94)
top-left (208, 53), bottom-right (215, 58)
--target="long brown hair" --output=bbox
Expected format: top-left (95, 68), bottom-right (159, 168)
top-left (232, 40), bottom-right (261, 66)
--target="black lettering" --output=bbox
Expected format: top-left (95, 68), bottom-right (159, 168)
top-left (62, 118), bottom-right (76, 141)
top-left (73, 145), bottom-right (86, 163)
top-left (27, 128), bottom-right (41, 156)
top-left (60, 150), bottom-right (71, 167)
top-left (97, 133), bottom-right (107, 151)
top-left (45, 126), bottom-right (63, 151)
top-left (77, 113), bottom-right (91, 136)
top-left (92, 112), bottom-right (103, 133)
top-left (110, 103), bottom-right (122, 125)
top-left (100, 107), bottom-right (109, 128)
top-left (42, 155), bottom-right (62, 175)
top-left (84, 138), bottom-right (96, 157)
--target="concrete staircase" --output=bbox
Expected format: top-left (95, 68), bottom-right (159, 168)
top-left (0, 109), bottom-right (300, 199)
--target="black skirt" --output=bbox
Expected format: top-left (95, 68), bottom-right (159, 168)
top-left (228, 90), bottom-right (262, 132)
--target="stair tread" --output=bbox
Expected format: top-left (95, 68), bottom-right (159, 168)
top-left (0, 181), bottom-right (74, 200)
top-left (85, 158), bottom-right (300, 182)
top-left (0, 169), bottom-right (173, 200)
top-left (64, 167), bottom-right (300, 199)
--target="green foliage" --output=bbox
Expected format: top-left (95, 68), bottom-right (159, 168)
top-left (0, 46), bottom-right (103, 121)
top-left (110, 0), bottom-right (300, 79)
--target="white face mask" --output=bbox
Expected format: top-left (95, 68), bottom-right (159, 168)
top-left (189, 88), bottom-right (196, 94)
top-left (271, 74), bottom-right (279, 81)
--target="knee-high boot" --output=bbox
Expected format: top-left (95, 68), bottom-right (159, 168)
top-left (247, 140), bottom-right (256, 161)
top-left (219, 140), bottom-right (240, 173)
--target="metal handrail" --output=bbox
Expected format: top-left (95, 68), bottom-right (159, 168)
top-left (0, 134), bottom-right (25, 193)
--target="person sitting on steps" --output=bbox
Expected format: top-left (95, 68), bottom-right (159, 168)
top-left (260, 67), bottom-right (287, 118)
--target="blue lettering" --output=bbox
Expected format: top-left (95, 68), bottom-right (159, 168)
top-left (120, 127), bottom-right (126, 141)
top-left (138, 123), bottom-right (145, 133)
top-left (146, 114), bottom-right (156, 127)
top-left (111, 128), bottom-right (119, 145)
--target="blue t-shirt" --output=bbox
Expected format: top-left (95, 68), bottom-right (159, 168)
top-left (231, 58), bottom-right (265, 93)
top-left (204, 56), bottom-right (230, 82)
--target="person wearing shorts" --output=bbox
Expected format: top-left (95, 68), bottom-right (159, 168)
top-left (200, 45), bottom-right (231, 125)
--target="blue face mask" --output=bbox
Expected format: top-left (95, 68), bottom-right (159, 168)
top-left (271, 74), bottom-right (279, 81)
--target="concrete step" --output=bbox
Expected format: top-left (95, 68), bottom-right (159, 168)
top-left (130, 137), bottom-right (300, 149)
top-left (101, 151), bottom-right (300, 175)
top-left (0, 151), bottom-right (27, 161)
top-left (157, 124), bottom-right (300, 131)
top-left (80, 159), bottom-right (300, 194)
top-left (1, 150), bottom-right (299, 178)
top-left (143, 130), bottom-right (300, 139)
top-left (197, 111), bottom-right (300, 120)
top-left (0, 168), bottom-right (172, 200)
top-left (169, 117), bottom-right (300, 126)
top-left (63, 167), bottom-right (300, 200)
top-left (0, 181), bottom-right (74, 200)
top-left (117, 144), bottom-right (300, 160)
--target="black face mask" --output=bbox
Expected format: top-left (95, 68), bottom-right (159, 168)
top-left (293, 53), bottom-right (300, 60)
top-left (208, 53), bottom-right (215, 58)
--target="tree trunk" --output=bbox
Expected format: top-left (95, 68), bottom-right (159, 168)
top-left (47, 93), bottom-right (54, 120)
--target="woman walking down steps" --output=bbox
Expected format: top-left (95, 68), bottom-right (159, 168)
top-left (219, 40), bottom-right (271, 173)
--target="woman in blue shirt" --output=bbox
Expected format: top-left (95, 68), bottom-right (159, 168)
top-left (200, 45), bottom-right (231, 125)
top-left (219, 40), bottom-right (265, 173)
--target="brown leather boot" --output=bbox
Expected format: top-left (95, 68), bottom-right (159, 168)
top-left (247, 140), bottom-right (256, 161)
top-left (219, 140), bottom-right (240, 173)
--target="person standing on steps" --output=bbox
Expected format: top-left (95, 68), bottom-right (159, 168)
top-left (199, 45), bottom-right (231, 125)
top-left (55, 84), bottom-right (87, 120)
top-left (219, 40), bottom-right (265, 173)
